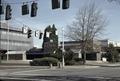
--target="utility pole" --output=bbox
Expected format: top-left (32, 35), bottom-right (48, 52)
top-left (62, 27), bottom-right (65, 67)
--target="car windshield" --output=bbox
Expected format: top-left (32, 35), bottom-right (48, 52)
top-left (0, 0), bottom-right (120, 81)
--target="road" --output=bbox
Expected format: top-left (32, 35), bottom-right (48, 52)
top-left (0, 65), bottom-right (120, 81)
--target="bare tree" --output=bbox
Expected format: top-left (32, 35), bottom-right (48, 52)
top-left (66, 3), bottom-right (107, 63)
top-left (107, 0), bottom-right (120, 4)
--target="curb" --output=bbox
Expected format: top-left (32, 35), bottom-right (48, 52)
top-left (86, 64), bottom-right (120, 67)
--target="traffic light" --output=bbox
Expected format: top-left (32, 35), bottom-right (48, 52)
top-left (31, 2), bottom-right (38, 17)
top-left (62, 0), bottom-right (70, 9)
top-left (22, 4), bottom-right (29, 15)
top-left (39, 33), bottom-right (43, 39)
top-left (5, 4), bottom-right (12, 20)
top-left (52, 0), bottom-right (60, 9)
top-left (0, 5), bottom-right (4, 15)
top-left (28, 29), bottom-right (32, 38)
top-left (0, 0), bottom-right (4, 15)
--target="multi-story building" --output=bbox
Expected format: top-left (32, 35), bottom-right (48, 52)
top-left (0, 21), bottom-right (33, 60)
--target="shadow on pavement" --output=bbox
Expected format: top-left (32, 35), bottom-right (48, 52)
top-left (0, 76), bottom-right (120, 81)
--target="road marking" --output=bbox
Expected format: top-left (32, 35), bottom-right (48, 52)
top-left (64, 66), bottom-right (100, 69)
top-left (86, 76), bottom-right (111, 79)
top-left (10, 69), bottom-right (50, 74)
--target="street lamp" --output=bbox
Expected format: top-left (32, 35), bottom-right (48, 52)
top-left (81, 23), bottom-right (86, 64)
top-left (62, 27), bottom-right (65, 67)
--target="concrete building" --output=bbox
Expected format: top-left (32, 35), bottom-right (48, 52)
top-left (60, 39), bottom-right (120, 61)
top-left (60, 41), bottom-right (82, 59)
top-left (95, 39), bottom-right (120, 52)
top-left (0, 21), bottom-right (33, 61)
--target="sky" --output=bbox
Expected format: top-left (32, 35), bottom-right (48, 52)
top-left (1, 0), bottom-right (120, 48)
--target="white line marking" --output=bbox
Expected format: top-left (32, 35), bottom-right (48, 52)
top-left (10, 69), bottom-right (49, 74)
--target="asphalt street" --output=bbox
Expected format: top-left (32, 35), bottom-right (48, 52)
top-left (0, 65), bottom-right (120, 81)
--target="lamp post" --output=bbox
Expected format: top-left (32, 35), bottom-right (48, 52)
top-left (81, 24), bottom-right (86, 64)
top-left (62, 27), bottom-right (65, 67)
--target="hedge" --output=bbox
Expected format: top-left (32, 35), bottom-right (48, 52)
top-left (30, 57), bottom-right (59, 66)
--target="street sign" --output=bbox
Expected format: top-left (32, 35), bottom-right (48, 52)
top-left (22, 27), bottom-right (28, 34)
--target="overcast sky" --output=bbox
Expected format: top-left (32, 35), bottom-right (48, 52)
top-left (1, 0), bottom-right (120, 48)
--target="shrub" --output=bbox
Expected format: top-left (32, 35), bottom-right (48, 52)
top-left (65, 60), bottom-right (76, 65)
top-left (30, 57), bottom-right (59, 66)
top-left (72, 58), bottom-right (84, 65)
top-left (104, 43), bottom-right (120, 63)
top-left (74, 58), bottom-right (84, 62)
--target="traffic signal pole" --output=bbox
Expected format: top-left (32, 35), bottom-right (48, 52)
top-left (7, 21), bottom-right (9, 61)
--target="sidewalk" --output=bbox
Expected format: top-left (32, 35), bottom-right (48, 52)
top-left (1, 60), bottom-right (30, 65)
top-left (0, 60), bottom-right (120, 69)
top-left (86, 61), bottom-right (120, 67)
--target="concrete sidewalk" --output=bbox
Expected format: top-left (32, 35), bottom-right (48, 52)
top-left (0, 60), bottom-right (120, 69)
top-left (86, 61), bottom-right (120, 67)
top-left (1, 60), bottom-right (30, 65)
